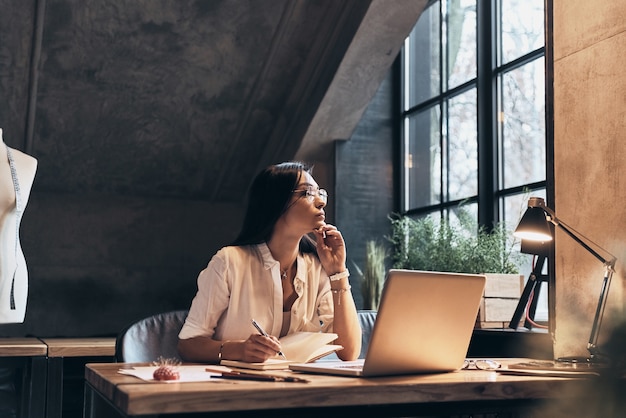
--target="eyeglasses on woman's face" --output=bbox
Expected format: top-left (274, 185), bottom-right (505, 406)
top-left (292, 185), bottom-right (328, 204)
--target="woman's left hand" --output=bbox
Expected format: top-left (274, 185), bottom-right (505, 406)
top-left (313, 224), bottom-right (347, 274)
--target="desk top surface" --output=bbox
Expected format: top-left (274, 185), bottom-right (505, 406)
top-left (85, 360), bottom-right (589, 416)
top-left (41, 337), bottom-right (116, 357)
top-left (0, 337), bottom-right (48, 356)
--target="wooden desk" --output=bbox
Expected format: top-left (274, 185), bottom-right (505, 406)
top-left (0, 338), bottom-right (48, 418)
top-left (83, 360), bottom-right (590, 417)
top-left (43, 338), bottom-right (116, 358)
top-left (0, 338), bottom-right (47, 357)
top-left (41, 338), bottom-right (116, 418)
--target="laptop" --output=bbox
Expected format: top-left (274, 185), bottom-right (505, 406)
top-left (289, 269), bottom-right (486, 377)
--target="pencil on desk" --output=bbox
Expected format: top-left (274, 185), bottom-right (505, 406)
top-left (217, 372), bottom-right (308, 383)
top-left (205, 368), bottom-right (309, 383)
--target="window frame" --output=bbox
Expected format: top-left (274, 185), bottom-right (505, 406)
top-left (400, 0), bottom-right (547, 221)
top-left (396, 0), bottom-right (554, 328)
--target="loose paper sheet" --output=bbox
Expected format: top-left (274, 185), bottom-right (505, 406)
top-left (118, 365), bottom-right (230, 382)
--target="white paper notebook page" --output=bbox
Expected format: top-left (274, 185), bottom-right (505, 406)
top-left (279, 332), bottom-right (338, 362)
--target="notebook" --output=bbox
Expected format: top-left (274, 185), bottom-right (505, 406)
top-left (289, 269), bottom-right (486, 377)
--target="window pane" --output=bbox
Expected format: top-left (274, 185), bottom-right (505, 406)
top-left (501, 190), bottom-right (545, 228)
top-left (405, 106), bottom-right (441, 210)
top-left (405, 2), bottom-right (440, 109)
top-left (446, 88), bottom-right (477, 201)
top-left (499, 58), bottom-right (545, 189)
top-left (412, 210), bottom-right (441, 224)
top-left (498, 0), bottom-right (544, 65)
top-left (448, 202), bottom-right (477, 233)
top-left (446, 0), bottom-right (476, 90)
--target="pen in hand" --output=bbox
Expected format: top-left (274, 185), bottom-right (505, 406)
top-left (251, 319), bottom-right (287, 359)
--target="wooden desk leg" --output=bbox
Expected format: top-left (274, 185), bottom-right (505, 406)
top-left (20, 356), bottom-right (47, 418)
top-left (45, 358), bottom-right (64, 418)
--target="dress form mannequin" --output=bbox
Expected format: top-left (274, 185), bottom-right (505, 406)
top-left (0, 128), bottom-right (37, 323)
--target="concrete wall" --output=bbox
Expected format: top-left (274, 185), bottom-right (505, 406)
top-left (1, 192), bottom-right (242, 337)
top-left (553, 0), bottom-right (626, 358)
top-left (336, 72), bottom-right (396, 309)
top-left (0, 0), bottom-right (422, 338)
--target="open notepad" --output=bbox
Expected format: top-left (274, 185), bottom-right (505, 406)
top-left (221, 331), bottom-right (342, 370)
top-left (499, 360), bottom-right (603, 378)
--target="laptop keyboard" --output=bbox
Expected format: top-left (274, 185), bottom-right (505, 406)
top-left (336, 364), bottom-right (364, 370)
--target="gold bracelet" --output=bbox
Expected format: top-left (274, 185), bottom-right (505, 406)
top-left (331, 285), bottom-right (351, 305)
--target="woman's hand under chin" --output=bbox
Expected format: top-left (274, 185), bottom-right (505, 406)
top-left (313, 224), bottom-right (347, 274)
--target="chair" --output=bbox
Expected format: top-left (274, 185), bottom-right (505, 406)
top-left (115, 309), bottom-right (377, 362)
top-left (322, 310), bottom-right (377, 360)
top-left (357, 310), bottom-right (377, 359)
top-left (115, 310), bottom-right (189, 363)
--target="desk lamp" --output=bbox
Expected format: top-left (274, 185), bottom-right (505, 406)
top-left (513, 197), bottom-right (617, 363)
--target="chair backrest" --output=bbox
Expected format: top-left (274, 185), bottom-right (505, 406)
top-left (115, 310), bottom-right (189, 363)
top-left (323, 310), bottom-right (378, 360)
top-left (358, 310), bottom-right (377, 359)
top-left (115, 309), bottom-right (377, 362)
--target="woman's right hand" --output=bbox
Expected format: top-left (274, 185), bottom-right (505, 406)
top-left (240, 333), bottom-right (283, 362)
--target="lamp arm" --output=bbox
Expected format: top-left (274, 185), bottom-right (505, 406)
top-left (539, 202), bottom-right (617, 265)
top-left (551, 217), bottom-right (617, 360)
top-left (553, 220), bottom-right (613, 265)
top-left (587, 265), bottom-right (615, 359)
top-left (530, 197), bottom-right (619, 360)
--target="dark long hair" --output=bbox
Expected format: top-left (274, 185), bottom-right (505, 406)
top-left (231, 161), bottom-right (317, 253)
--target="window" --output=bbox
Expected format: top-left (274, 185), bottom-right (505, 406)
top-left (400, 0), bottom-right (547, 320)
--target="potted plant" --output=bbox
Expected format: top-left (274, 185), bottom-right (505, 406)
top-left (351, 240), bottom-right (387, 311)
top-left (387, 208), bottom-right (525, 328)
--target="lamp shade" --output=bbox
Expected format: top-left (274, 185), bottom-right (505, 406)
top-left (520, 238), bottom-right (551, 256)
top-left (514, 206), bottom-right (553, 242)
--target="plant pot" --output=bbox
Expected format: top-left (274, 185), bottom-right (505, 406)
top-left (477, 274), bottom-right (524, 329)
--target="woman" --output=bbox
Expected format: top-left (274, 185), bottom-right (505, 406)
top-left (178, 161), bottom-right (361, 363)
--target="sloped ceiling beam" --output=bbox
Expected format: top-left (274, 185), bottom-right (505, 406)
top-left (296, 0), bottom-right (428, 161)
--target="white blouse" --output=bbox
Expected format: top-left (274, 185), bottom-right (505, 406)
top-left (179, 243), bottom-right (334, 341)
